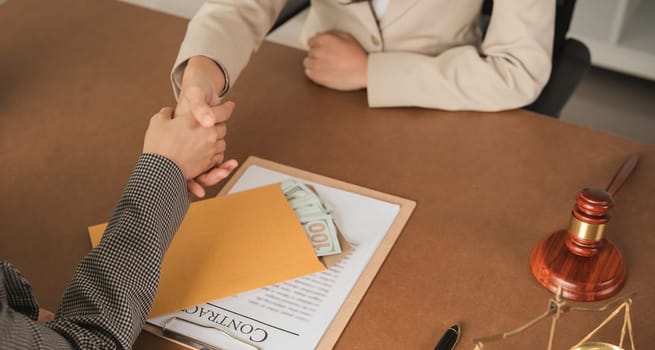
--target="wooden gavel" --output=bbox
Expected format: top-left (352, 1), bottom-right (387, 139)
top-left (530, 154), bottom-right (640, 301)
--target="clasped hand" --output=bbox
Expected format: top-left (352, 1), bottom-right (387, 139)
top-left (304, 30), bottom-right (368, 91)
top-left (167, 32), bottom-right (369, 197)
top-left (143, 56), bottom-right (237, 198)
top-left (143, 104), bottom-right (237, 198)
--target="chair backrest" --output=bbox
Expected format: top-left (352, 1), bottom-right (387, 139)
top-left (482, 0), bottom-right (589, 117)
top-left (270, 0), bottom-right (311, 32)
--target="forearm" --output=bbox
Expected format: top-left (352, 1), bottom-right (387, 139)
top-left (0, 154), bottom-right (188, 349)
top-left (45, 153), bottom-right (189, 349)
top-left (367, 47), bottom-right (551, 111)
top-left (171, 0), bottom-right (286, 98)
top-left (367, 0), bottom-right (554, 111)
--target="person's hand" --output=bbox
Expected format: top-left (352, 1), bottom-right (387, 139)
top-left (176, 55), bottom-right (227, 127)
top-left (187, 157), bottom-right (238, 198)
top-left (37, 308), bottom-right (54, 324)
top-left (143, 106), bottom-right (238, 196)
top-left (304, 30), bottom-right (368, 91)
top-left (176, 56), bottom-right (237, 197)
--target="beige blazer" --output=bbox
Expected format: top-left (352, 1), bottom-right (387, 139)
top-left (172, 0), bottom-right (554, 111)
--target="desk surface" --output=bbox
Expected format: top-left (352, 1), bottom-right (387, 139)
top-left (1, 0), bottom-right (654, 348)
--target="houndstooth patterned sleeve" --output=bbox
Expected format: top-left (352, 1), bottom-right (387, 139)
top-left (0, 153), bottom-right (190, 349)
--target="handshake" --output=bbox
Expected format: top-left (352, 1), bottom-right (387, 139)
top-left (143, 57), bottom-right (239, 197)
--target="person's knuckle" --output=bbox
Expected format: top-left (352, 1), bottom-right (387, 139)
top-left (216, 124), bottom-right (227, 138)
top-left (214, 109), bottom-right (225, 120)
top-left (207, 135), bottom-right (216, 145)
top-left (204, 157), bottom-right (214, 170)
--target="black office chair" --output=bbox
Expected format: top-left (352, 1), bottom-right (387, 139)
top-left (270, 0), bottom-right (311, 33)
top-left (482, 0), bottom-right (591, 118)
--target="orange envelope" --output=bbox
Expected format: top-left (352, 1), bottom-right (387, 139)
top-left (88, 184), bottom-right (326, 317)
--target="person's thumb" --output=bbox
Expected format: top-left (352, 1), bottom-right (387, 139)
top-left (187, 88), bottom-right (216, 127)
top-left (158, 106), bottom-right (174, 118)
top-left (150, 106), bottom-right (173, 125)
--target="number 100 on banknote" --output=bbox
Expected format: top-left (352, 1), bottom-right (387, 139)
top-left (281, 179), bottom-right (342, 257)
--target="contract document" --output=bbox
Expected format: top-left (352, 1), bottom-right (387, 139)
top-left (148, 162), bottom-right (409, 350)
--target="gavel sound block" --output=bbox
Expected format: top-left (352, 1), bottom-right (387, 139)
top-left (530, 154), bottom-right (640, 301)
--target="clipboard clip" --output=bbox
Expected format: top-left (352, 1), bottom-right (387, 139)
top-left (162, 316), bottom-right (260, 350)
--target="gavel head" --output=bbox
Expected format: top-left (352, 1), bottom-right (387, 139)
top-left (530, 154), bottom-right (637, 301)
top-left (530, 186), bottom-right (626, 301)
top-left (566, 188), bottom-right (614, 257)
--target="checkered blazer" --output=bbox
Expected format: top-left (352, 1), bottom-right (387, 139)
top-left (0, 153), bottom-right (190, 349)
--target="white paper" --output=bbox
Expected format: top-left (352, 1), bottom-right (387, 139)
top-left (149, 165), bottom-right (401, 349)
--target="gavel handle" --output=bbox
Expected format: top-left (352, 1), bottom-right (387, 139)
top-left (606, 153), bottom-right (640, 197)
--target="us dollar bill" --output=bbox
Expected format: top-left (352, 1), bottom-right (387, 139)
top-left (301, 214), bottom-right (341, 257)
top-left (281, 179), bottom-right (341, 256)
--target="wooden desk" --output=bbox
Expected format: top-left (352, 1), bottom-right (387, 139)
top-left (1, 1), bottom-right (653, 348)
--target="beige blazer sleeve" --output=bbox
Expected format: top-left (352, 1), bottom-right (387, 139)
top-left (368, 0), bottom-right (555, 111)
top-left (171, 0), bottom-right (286, 99)
top-left (173, 0), bottom-right (554, 112)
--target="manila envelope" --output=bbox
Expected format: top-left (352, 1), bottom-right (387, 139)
top-left (88, 183), bottom-right (349, 317)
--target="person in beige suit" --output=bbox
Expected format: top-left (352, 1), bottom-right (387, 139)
top-left (172, 0), bottom-right (554, 124)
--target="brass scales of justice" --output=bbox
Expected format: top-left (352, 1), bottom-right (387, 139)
top-left (473, 154), bottom-right (641, 350)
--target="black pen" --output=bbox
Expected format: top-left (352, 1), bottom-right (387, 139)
top-left (434, 324), bottom-right (460, 350)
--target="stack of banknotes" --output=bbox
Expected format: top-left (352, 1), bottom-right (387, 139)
top-left (281, 179), bottom-right (342, 257)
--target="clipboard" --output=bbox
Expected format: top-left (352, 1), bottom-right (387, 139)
top-left (144, 156), bottom-right (416, 350)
